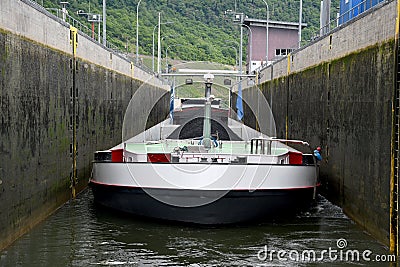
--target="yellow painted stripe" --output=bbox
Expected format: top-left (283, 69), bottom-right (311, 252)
top-left (69, 26), bottom-right (78, 57)
top-left (396, 0), bottom-right (400, 37)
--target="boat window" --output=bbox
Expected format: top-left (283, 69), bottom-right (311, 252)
top-left (250, 139), bottom-right (272, 155)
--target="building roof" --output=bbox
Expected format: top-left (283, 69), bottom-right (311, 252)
top-left (243, 18), bottom-right (307, 30)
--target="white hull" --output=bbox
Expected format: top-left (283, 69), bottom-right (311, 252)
top-left (92, 162), bottom-right (317, 191)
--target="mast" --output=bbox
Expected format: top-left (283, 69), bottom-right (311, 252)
top-left (203, 74), bottom-right (214, 150)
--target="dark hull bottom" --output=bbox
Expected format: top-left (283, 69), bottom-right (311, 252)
top-left (90, 182), bottom-right (316, 224)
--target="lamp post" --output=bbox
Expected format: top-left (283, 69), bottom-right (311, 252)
top-left (60, 2), bottom-right (69, 22)
top-left (158, 34), bottom-right (177, 74)
top-left (136, 0), bottom-right (142, 64)
top-left (235, 13), bottom-right (245, 121)
top-left (152, 21), bottom-right (173, 72)
top-left (224, 40), bottom-right (240, 119)
top-left (232, 13), bottom-right (244, 77)
top-left (152, 23), bottom-right (158, 72)
top-left (203, 74), bottom-right (214, 150)
top-left (224, 10), bottom-right (247, 120)
top-left (298, 0), bottom-right (303, 48)
top-left (102, 0), bottom-right (106, 45)
top-left (226, 13), bottom-right (243, 75)
top-left (222, 45), bottom-right (237, 117)
top-left (157, 13), bottom-right (161, 74)
top-left (241, 23), bottom-right (253, 73)
top-left (260, 0), bottom-right (269, 65)
top-left (225, 40), bottom-right (239, 68)
top-left (165, 44), bottom-right (182, 73)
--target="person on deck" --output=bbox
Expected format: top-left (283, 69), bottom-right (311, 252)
top-left (314, 146), bottom-right (322, 162)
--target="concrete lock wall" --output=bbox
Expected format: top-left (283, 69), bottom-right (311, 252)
top-left (235, 0), bottom-right (397, 245)
top-left (0, 0), bottom-right (169, 250)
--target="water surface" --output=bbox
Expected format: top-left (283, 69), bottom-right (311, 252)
top-left (0, 190), bottom-right (393, 266)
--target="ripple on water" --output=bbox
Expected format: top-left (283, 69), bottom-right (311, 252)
top-left (0, 190), bottom-right (392, 267)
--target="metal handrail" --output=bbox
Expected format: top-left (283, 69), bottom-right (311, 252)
top-left (313, 0), bottom-right (389, 41)
top-left (24, 0), bottom-right (128, 58)
top-left (45, 8), bottom-right (93, 40)
top-left (43, 7), bottom-right (155, 73)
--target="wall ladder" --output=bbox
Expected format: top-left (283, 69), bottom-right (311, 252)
top-left (69, 26), bottom-right (78, 199)
top-left (391, 17), bottom-right (400, 257)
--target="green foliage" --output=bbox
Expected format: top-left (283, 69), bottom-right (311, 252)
top-left (43, 0), bottom-right (339, 65)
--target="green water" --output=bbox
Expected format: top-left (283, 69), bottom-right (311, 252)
top-left (0, 190), bottom-right (395, 266)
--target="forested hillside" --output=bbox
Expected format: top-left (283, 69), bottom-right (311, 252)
top-left (42, 0), bottom-right (339, 65)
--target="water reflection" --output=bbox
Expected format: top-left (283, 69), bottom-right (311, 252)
top-left (0, 190), bottom-right (391, 266)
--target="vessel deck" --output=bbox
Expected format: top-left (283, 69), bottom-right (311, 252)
top-left (123, 140), bottom-right (289, 156)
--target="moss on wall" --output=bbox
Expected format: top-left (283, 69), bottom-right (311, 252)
top-left (241, 39), bottom-right (395, 245)
top-left (0, 30), bottom-right (169, 251)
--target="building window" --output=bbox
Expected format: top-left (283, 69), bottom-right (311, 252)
top-left (275, 48), bottom-right (294, 57)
